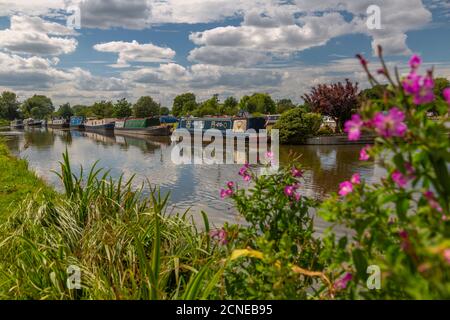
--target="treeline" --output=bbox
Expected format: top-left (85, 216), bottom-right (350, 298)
top-left (1, 77), bottom-right (448, 122)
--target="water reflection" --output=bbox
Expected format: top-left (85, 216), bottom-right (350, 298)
top-left (3, 128), bottom-right (380, 228)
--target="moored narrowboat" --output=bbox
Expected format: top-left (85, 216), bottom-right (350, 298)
top-left (48, 118), bottom-right (70, 129)
top-left (70, 116), bottom-right (85, 130)
top-left (114, 117), bottom-right (171, 136)
top-left (24, 118), bottom-right (42, 127)
top-left (84, 118), bottom-right (115, 132)
top-left (177, 116), bottom-right (266, 137)
top-left (10, 119), bottom-right (24, 129)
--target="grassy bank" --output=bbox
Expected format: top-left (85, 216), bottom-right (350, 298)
top-left (0, 143), bottom-right (221, 299)
top-left (0, 119), bottom-right (8, 127)
top-left (0, 137), bottom-right (55, 219)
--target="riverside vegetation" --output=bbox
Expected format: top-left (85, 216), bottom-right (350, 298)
top-left (0, 49), bottom-right (449, 299)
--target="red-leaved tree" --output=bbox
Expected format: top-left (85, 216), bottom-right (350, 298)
top-left (302, 79), bottom-right (360, 132)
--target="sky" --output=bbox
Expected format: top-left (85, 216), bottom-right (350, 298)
top-left (0, 0), bottom-right (449, 108)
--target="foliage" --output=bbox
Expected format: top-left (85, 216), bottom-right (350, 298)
top-left (302, 79), bottom-right (360, 132)
top-left (0, 150), bottom-right (222, 299)
top-left (72, 105), bottom-right (92, 118)
top-left (319, 49), bottom-right (450, 299)
top-left (360, 84), bottom-right (388, 101)
top-left (172, 93), bottom-right (197, 117)
top-left (276, 99), bottom-right (296, 114)
top-left (239, 93), bottom-right (276, 114)
top-left (317, 125), bottom-right (335, 136)
top-left (113, 98), bottom-right (132, 118)
top-left (222, 96), bottom-right (238, 116)
top-left (0, 91), bottom-right (20, 120)
top-left (57, 103), bottom-right (74, 119)
top-left (91, 100), bottom-right (114, 118)
top-left (193, 95), bottom-right (220, 117)
top-left (133, 96), bottom-right (160, 118)
top-left (160, 106), bottom-right (170, 116)
top-left (273, 108), bottom-right (322, 144)
top-left (21, 95), bottom-right (54, 119)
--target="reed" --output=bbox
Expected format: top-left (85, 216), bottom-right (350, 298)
top-left (0, 150), bottom-right (222, 299)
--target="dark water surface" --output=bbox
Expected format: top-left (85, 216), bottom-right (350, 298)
top-left (2, 128), bottom-right (382, 232)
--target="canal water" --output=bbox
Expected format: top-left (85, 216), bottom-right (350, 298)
top-left (2, 128), bottom-right (382, 232)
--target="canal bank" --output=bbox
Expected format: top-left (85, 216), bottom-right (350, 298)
top-left (0, 137), bottom-right (55, 219)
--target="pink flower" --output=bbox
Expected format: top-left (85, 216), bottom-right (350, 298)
top-left (359, 145), bottom-right (370, 161)
top-left (243, 174), bottom-right (251, 182)
top-left (284, 185), bottom-right (295, 197)
top-left (339, 181), bottom-right (353, 196)
top-left (404, 162), bottom-right (416, 177)
top-left (291, 167), bottom-right (303, 178)
top-left (424, 190), bottom-right (443, 213)
top-left (344, 114), bottom-right (364, 141)
top-left (239, 163), bottom-right (251, 182)
top-left (443, 249), bottom-right (450, 265)
top-left (413, 75), bottom-right (434, 105)
top-left (402, 72), bottom-right (421, 95)
top-left (392, 170), bottom-right (408, 188)
top-left (356, 54), bottom-right (368, 67)
top-left (265, 151), bottom-right (274, 160)
top-left (334, 273), bottom-right (352, 290)
top-left (351, 173), bottom-right (361, 185)
top-left (220, 188), bottom-right (233, 199)
top-left (210, 228), bottom-right (228, 245)
top-left (372, 107), bottom-right (407, 138)
top-left (227, 181), bottom-right (234, 189)
top-left (443, 88), bottom-right (450, 105)
top-left (409, 54), bottom-right (422, 70)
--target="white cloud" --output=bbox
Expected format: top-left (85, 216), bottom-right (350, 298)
top-left (0, 15), bottom-right (77, 56)
top-left (93, 40), bottom-right (176, 67)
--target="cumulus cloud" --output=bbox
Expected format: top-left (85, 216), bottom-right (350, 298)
top-left (93, 40), bottom-right (176, 67)
top-left (0, 15), bottom-right (77, 56)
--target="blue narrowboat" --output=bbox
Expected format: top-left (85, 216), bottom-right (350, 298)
top-left (70, 116), bottom-right (85, 130)
top-left (177, 116), bottom-right (266, 137)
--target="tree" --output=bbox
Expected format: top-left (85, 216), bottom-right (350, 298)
top-left (57, 103), bottom-right (73, 119)
top-left (160, 107), bottom-right (170, 116)
top-left (360, 84), bottom-right (388, 101)
top-left (21, 95), bottom-right (54, 119)
top-left (194, 95), bottom-right (220, 117)
top-left (0, 91), bottom-right (20, 120)
top-left (222, 96), bottom-right (238, 115)
top-left (113, 98), bottom-right (132, 118)
top-left (172, 93), bottom-right (197, 117)
top-left (133, 96), bottom-right (160, 118)
top-left (276, 99), bottom-right (296, 114)
top-left (72, 105), bottom-right (92, 118)
top-left (273, 108), bottom-right (322, 144)
top-left (91, 100), bottom-right (114, 118)
top-left (302, 79), bottom-right (360, 133)
top-left (239, 93), bottom-right (276, 114)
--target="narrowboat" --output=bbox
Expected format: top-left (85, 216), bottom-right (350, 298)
top-left (84, 118), bottom-right (115, 132)
top-left (70, 116), bottom-right (85, 130)
top-left (265, 115), bottom-right (281, 127)
top-left (177, 116), bottom-right (266, 137)
top-left (114, 117), bottom-right (171, 136)
top-left (10, 119), bottom-right (24, 129)
top-left (24, 118), bottom-right (42, 127)
top-left (48, 118), bottom-right (70, 129)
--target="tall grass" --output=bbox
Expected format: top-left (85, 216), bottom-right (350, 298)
top-left (0, 150), bottom-right (223, 299)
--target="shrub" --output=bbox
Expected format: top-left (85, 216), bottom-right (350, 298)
top-left (317, 125), bottom-right (334, 136)
top-left (273, 108), bottom-right (322, 144)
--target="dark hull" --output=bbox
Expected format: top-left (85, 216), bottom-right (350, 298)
top-left (26, 123), bottom-right (42, 127)
top-left (48, 123), bottom-right (70, 129)
top-left (114, 126), bottom-right (171, 136)
top-left (70, 124), bottom-right (85, 130)
top-left (85, 123), bottom-right (115, 132)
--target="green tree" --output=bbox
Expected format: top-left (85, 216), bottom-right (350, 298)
top-left (360, 84), bottom-right (388, 101)
top-left (21, 95), bottom-right (54, 119)
top-left (172, 93), bottom-right (197, 117)
top-left (91, 100), bottom-right (114, 118)
top-left (276, 99), bottom-right (296, 114)
top-left (239, 93), bottom-right (276, 114)
top-left (0, 91), bottom-right (20, 120)
top-left (57, 103), bottom-right (73, 119)
top-left (160, 106), bottom-right (170, 116)
top-left (72, 105), bottom-right (92, 118)
top-left (222, 96), bottom-right (238, 115)
top-left (133, 96), bottom-right (160, 118)
top-left (273, 108), bottom-right (322, 144)
top-left (194, 95), bottom-right (220, 117)
top-left (113, 98), bottom-right (132, 118)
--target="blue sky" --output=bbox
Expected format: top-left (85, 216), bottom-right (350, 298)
top-left (0, 0), bottom-right (449, 107)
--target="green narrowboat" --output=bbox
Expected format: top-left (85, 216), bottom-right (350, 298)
top-left (114, 117), bottom-right (171, 136)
